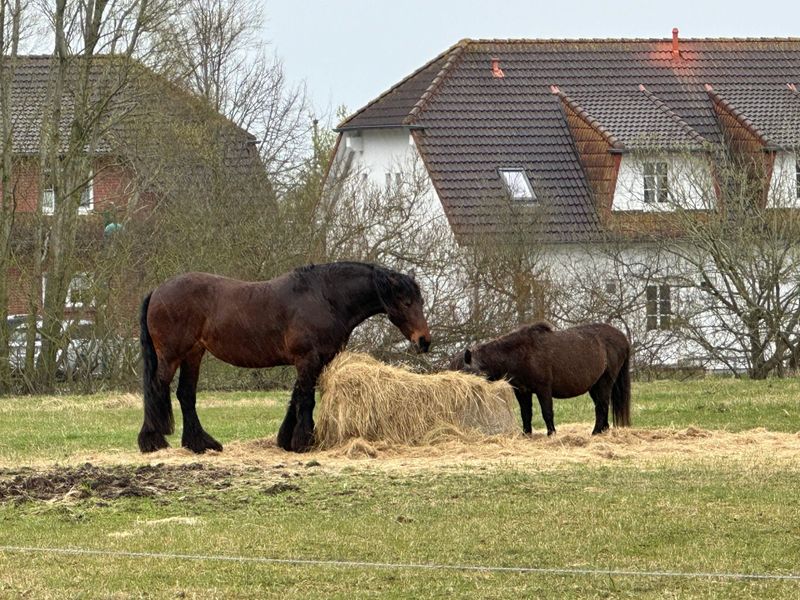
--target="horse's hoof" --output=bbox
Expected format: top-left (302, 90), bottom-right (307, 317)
top-left (547, 429), bottom-right (556, 436)
top-left (138, 431), bottom-right (170, 453)
top-left (182, 432), bottom-right (223, 454)
top-left (290, 427), bottom-right (315, 453)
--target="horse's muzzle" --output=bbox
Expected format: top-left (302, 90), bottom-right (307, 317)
top-left (416, 336), bottom-right (431, 353)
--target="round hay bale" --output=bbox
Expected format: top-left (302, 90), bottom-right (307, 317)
top-left (315, 352), bottom-right (518, 449)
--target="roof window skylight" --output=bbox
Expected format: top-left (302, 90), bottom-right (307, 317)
top-left (499, 168), bottom-right (536, 201)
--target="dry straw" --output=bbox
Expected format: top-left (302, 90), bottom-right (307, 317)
top-left (315, 352), bottom-right (518, 449)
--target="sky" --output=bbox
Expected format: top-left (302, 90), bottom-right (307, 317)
top-left (263, 0), bottom-right (800, 123)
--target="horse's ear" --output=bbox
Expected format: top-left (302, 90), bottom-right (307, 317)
top-left (464, 349), bottom-right (472, 365)
top-left (407, 268), bottom-right (417, 280)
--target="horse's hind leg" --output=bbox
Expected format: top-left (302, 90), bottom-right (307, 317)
top-left (177, 348), bottom-right (222, 453)
top-left (138, 357), bottom-right (178, 452)
top-left (589, 373), bottom-right (613, 434)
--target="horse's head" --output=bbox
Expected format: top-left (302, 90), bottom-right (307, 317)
top-left (374, 268), bottom-right (431, 353)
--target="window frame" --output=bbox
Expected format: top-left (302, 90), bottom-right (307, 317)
top-left (41, 173), bottom-right (94, 216)
top-left (643, 161), bottom-right (669, 204)
top-left (498, 168), bottom-right (536, 202)
top-left (645, 283), bottom-right (672, 331)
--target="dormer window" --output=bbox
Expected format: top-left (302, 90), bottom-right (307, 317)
top-left (643, 161), bottom-right (669, 203)
top-left (499, 168), bottom-right (535, 201)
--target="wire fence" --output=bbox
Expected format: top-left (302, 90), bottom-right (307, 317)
top-left (1, 545), bottom-right (799, 582)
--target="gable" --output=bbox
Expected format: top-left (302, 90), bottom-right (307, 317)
top-left (339, 38), bottom-right (800, 242)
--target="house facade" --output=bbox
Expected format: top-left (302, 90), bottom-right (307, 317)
top-left (2, 55), bottom-right (261, 318)
top-left (329, 34), bottom-right (800, 373)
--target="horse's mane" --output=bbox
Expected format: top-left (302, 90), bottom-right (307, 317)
top-left (292, 262), bottom-right (419, 296)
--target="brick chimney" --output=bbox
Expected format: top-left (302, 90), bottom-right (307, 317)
top-left (672, 28), bottom-right (680, 57)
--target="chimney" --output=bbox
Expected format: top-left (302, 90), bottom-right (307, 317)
top-left (491, 57), bottom-right (505, 78)
top-left (672, 28), bottom-right (680, 57)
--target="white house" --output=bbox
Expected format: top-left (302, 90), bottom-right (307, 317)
top-left (329, 34), bottom-right (800, 375)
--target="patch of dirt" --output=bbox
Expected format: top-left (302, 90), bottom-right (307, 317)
top-left (0, 462), bottom-right (236, 503)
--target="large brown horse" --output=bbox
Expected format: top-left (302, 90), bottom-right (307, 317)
top-left (453, 322), bottom-right (630, 436)
top-left (138, 262), bottom-right (431, 454)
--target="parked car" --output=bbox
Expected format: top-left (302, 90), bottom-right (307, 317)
top-left (5, 315), bottom-right (114, 378)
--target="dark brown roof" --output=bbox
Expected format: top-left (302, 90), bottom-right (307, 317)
top-left (339, 38), bottom-right (800, 242)
top-left (2, 55), bottom-right (259, 169)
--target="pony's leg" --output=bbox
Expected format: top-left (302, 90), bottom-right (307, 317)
top-left (514, 388), bottom-right (534, 435)
top-left (138, 355), bottom-right (179, 452)
top-left (589, 374), bottom-right (613, 434)
top-left (535, 389), bottom-right (556, 436)
top-left (177, 348), bottom-right (222, 453)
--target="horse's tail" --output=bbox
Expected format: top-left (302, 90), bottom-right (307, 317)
top-left (611, 352), bottom-right (631, 427)
top-left (138, 292), bottom-right (174, 452)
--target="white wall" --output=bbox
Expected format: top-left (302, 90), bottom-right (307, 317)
top-left (612, 154), bottom-right (713, 212)
top-left (335, 128), bottom-right (446, 219)
top-left (767, 151), bottom-right (799, 208)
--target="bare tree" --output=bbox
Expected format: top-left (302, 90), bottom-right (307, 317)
top-left (30, 0), bottom-right (170, 388)
top-left (159, 0), bottom-right (311, 189)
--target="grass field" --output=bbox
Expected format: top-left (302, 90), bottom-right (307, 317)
top-left (1, 378), bottom-right (799, 598)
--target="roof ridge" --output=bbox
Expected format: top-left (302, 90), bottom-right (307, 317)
top-left (704, 83), bottom-right (772, 145)
top-left (464, 37), bottom-right (800, 44)
top-left (638, 84), bottom-right (706, 144)
top-left (336, 40), bottom-right (469, 130)
top-left (549, 85), bottom-right (623, 149)
top-left (404, 41), bottom-right (468, 126)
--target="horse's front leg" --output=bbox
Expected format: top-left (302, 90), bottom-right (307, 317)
top-left (279, 356), bottom-right (325, 453)
top-left (536, 389), bottom-right (556, 436)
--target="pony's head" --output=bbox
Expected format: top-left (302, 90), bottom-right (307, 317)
top-left (457, 345), bottom-right (501, 381)
top-left (374, 268), bottom-right (431, 353)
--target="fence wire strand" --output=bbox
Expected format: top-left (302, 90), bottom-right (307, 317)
top-left (1, 545), bottom-right (799, 582)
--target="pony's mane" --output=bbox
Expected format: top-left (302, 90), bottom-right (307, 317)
top-left (293, 261), bottom-right (378, 278)
top-left (523, 321), bottom-right (554, 334)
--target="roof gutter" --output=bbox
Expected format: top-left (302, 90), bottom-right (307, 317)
top-left (333, 124), bottom-right (426, 133)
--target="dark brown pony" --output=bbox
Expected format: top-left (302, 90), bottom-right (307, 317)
top-left (138, 262), bottom-right (431, 454)
top-left (453, 322), bottom-right (630, 436)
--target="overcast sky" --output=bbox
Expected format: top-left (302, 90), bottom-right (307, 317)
top-left (263, 0), bottom-right (800, 122)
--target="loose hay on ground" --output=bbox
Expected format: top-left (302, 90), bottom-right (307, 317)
top-left (314, 352), bottom-right (518, 449)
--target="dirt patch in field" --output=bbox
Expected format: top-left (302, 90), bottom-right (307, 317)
top-left (0, 463), bottom-right (239, 503)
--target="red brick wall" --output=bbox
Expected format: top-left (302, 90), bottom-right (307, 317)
top-left (4, 155), bottom-right (136, 317)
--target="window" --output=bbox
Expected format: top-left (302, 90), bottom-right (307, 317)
top-left (41, 176), bottom-right (94, 215)
top-left (385, 171), bottom-right (402, 191)
top-left (499, 168), bottom-right (536, 201)
top-left (643, 161), bottom-right (669, 203)
top-left (646, 284), bottom-right (671, 331)
top-left (66, 273), bottom-right (93, 309)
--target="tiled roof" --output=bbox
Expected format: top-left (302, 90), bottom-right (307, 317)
top-left (340, 38), bottom-right (800, 242)
top-left (2, 56), bottom-right (258, 169)
top-left (705, 83), bottom-right (800, 148)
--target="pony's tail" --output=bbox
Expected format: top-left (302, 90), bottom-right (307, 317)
top-left (137, 292), bottom-right (173, 452)
top-left (611, 353), bottom-right (631, 427)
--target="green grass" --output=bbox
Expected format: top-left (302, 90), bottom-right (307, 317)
top-left (1, 378), bottom-right (800, 598)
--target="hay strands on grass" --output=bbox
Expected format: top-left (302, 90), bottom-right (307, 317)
top-left (315, 352), bottom-right (518, 449)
